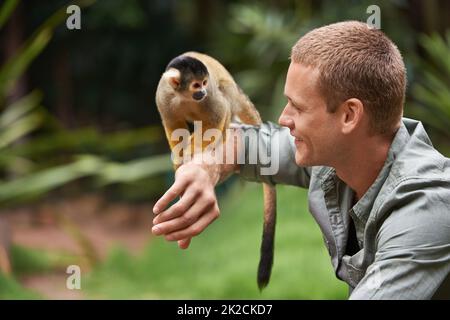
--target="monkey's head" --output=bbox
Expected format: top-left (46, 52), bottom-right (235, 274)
top-left (163, 55), bottom-right (209, 102)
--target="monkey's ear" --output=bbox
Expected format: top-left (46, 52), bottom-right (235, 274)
top-left (169, 77), bottom-right (180, 89)
top-left (164, 68), bottom-right (181, 89)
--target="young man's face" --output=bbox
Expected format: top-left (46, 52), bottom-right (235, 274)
top-left (279, 62), bottom-right (342, 167)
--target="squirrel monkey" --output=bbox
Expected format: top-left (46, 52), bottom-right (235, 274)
top-left (155, 51), bottom-right (277, 290)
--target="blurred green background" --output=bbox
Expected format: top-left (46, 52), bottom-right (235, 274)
top-left (0, 0), bottom-right (449, 299)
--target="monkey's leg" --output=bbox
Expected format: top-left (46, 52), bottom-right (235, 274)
top-left (162, 120), bottom-right (189, 170)
top-left (201, 111), bottom-right (231, 154)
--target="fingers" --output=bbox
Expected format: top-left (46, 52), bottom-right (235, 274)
top-left (153, 189), bottom-right (196, 225)
top-left (152, 197), bottom-right (212, 235)
top-left (178, 238), bottom-right (191, 249)
top-left (164, 204), bottom-right (220, 241)
top-left (153, 178), bottom-right (188, 215)
top-left (151, 163), bottom-right (219, 249)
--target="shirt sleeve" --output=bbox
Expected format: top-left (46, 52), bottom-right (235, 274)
top-left (349, 181), bottom-right (450, 300)
top-left (235, 121), bottom-right (311, 188)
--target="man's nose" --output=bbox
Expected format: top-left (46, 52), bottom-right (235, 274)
top-left (278, 106), bottom-right (294, 129)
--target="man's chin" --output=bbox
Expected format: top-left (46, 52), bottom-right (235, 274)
top-left (295, 153), bottom-right (312, 167)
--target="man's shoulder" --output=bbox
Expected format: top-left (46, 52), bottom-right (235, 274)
top-left (372, 119), bottom-right (450, 228)
top-left (375, 171), bottom-right (450, 251)
top-left (375, 162), bottom-right (450, 245)
top-left (387, 117), bottom-right (450, 185)
top-left (377, 153), bottom-right (450, 220)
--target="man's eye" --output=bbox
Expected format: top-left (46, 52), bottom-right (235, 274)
top-left (290, 102), bottom-right (301, 111)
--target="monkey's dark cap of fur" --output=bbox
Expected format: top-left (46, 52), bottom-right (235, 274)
top-left (166, 55), bottom-right (208, 79)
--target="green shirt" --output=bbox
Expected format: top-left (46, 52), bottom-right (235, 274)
top-left (238, 117), bottom-right (450, 299)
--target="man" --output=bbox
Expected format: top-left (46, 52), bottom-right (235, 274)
top-left (151, 21), bottom-right (450, 299)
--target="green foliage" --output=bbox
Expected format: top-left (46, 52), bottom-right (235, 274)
top-left (83, 184), bottom-right (347, 299)
top-left (408, 31), bottom-right (450, 155)
top-left (0, 245), bottom-right (77, 299)
top-left (5, 126), bottom-right (164, 163)
top-left (10, 245), bottom-right (74, 276)
top-left (212, 3), bottom-right (299, 121)
top-left (85, 0), bottom-right (146, 29)
top-left (0, 1), bottom-right (65, 202)
top-left (0, 30), bottom-right (51, 104)
top-left (0, 272), bottom-right (40, 299)
top-left (0, 0), bottom-right (95, 103)
top-left (0, 0), bottom-right (19, 29)
top-left (0, 91), bottom-right (45, 152)
top-left (0, 244), bottom-right (69, 299)
top-left (0, 153), bottom-right (171, 205)
top-left (0, 0), bottom-right (172, 205)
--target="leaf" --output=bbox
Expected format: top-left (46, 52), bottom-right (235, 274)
top-left (0, 0), bottom-right (19, 30)
top-left (410, 32), bottom-right (450, 149)
top-left (0, 111), bottom-right (44, 149)
top-left (0, 155), bottom-right (104, 203)
top-left (0, 154), bottom-right (172, 204)
top-left (5, 125), bottom-right (164, 159)
top-left (0, 28), bottom-right (52, 102)
top-left (0, 0), bottom-right (97, 103)
top-left (420, 33), bottom-right (450, 77)
top-left (0, 90), bottom-right (42, 129)
top-left (98, 154), bottom-right (172, 185)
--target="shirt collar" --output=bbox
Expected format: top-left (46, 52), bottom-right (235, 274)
top-left (352, 121), bottom-right (411, 223)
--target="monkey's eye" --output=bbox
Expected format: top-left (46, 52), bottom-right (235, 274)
top-left (202, 80), bottom-right (208, 86)
top-left (192, 82), bottom-right (201, 89)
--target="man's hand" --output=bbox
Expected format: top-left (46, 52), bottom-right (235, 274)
top-left (151, 162), bottom-right (221, 250)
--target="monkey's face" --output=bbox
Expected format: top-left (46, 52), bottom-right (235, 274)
top-left (188, 76), bottom-right (208, 101)
top-left (165, 68), bottom-right (209, 102)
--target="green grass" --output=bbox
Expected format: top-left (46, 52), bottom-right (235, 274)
top-left (84, 182), bottom-right (348, 299)
top-left (0, 245), bottom-right (58, 299)
top-left (0, 245), bottom-right (80, 299)
top-left (0, 272), bottom-right (40, 299)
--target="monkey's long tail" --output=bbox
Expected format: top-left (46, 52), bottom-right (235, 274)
top-left (257, 183), bottom-right (277, 290)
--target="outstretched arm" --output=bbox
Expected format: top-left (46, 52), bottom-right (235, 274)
top-left (151, 128), bottom-right (240, 249)
top-left (151, 121), bottom-right (312, 249)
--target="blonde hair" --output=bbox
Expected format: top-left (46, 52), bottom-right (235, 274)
top-left (291, 21), bottom-right (406, 135)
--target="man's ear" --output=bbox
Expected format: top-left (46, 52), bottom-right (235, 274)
top-left (340, 98), bottom-right (364, 134)
top-left (164, 68), bottom-right (181, 89)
